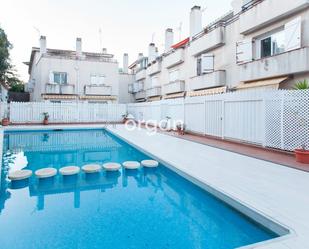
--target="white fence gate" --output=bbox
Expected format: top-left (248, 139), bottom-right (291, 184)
top-left (128, 89), bottom-right (309, 151)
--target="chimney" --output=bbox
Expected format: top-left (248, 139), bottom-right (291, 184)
top-left (76, 38), bottom-right (82, 57)
top-left (165, 28), bottom-right (174, 52)
top-left (190, 6), bottom-right (202, 39)
top-left (148, 43), bottom-right (156, 63)
top-left (102, 48), bottom-right (107, 54)
top-left (123, 53), bottom-right (129, 74)
top-left (40, 36), bottom-right (47, 54)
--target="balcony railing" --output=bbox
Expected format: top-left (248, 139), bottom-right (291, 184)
top-left (136, 69), bottom-right (147, 81)
top-left (164, 80), bottom-right (185, 95)
top-left (164, 49), bottom-right (185, 69)
top-left (190, 71), bottom-right (226, 90)
top-left (45, 83), bottom-right (75, 95)
top-left (129, 82), bottom-right (144, 94)
top-left (135, 90), bottom-right (146, 100)
top-left (148, 62), bottom-right (161, 76)
top-left (84, 85), bottom-right (112, 96)
top-left (146, 86), bottom-right (162, 98)
top-left (239, 47), bottom-right (309, 82)
top-left (239, 0), bottom-right (309, 34)
top-left (189, 26), bottom-right (225, 56)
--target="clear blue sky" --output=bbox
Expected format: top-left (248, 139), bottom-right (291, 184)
top-left (0, 0), bottom-right (233, 81)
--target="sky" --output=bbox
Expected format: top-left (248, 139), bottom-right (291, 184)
top-left (0, 0), bottom-right (233, 81)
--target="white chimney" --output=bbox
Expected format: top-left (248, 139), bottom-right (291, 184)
top-left (123, 53), bottom-right (129, 74)
top-left (190, 6), bottom-right (202, 39)
top-left (148, 43), bottom-right (156, 63)
top-left (40, 36), bottom-right (47, 54)
top-left (165, 28), bottom-right (174, 52)
top-left (76, 38), bottom-right (82, 57)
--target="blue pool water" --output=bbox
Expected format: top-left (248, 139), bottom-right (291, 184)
top-left (0, 129), bottom-right (277, 249)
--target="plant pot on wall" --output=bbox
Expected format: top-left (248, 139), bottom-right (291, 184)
top-left (43, 118), bottom-right (49, 125)
top-left (1, 118), bottom-right (9, 126)
top-left (295, 149), bottom-right (309, 164)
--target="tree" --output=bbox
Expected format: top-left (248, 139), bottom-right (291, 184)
top-left (0, 26), bottom-right (23, 90)
top-left (294, 79), bottom-right (309, 90)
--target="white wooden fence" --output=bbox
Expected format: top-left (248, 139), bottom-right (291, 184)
top-left (2, 102), bottom-right (126, 124)
top-left (128, 89), bottom-right (309, 151)
top-left (0, 89), bottom-right (307, 151)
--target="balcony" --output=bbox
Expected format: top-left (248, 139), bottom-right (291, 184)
top-left (45, 83), bottom-right (75, 94)
top-left (146, 86), bottom-right (162, 98)
top-left (164, 49), bottom-right (185, 69)
top-left (190, 70), bottom-right (226, 90)
top-left (188, 26), bottom-right (225, 56)
top-left (135, 90), bottom-right (146, 100)
top-left (239, 0), bottom-right (309, 34)
top-left (164, 81), bottom-right (185, 95)
top-left (148, 62), bottom-right (161, 76)
top-left (85, 85), bottom-right (112, 95)
top-left (129, 82), bottom-right (144, 94)
top-left (239, 47), bottom-right (309, 82)
top-left (136, 69), bottom-right (147, 81)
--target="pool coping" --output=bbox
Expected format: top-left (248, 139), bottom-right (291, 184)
top-left (2, 124), bottom-right (307, 249)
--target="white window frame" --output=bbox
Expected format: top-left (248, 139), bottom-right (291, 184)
top-left (52, 72), bottom-right (67, 84)
top-left (90, 74), bottom-right (106, 85)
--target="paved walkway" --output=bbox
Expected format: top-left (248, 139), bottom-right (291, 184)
top-left (107, 125), bottom-right (309, 249)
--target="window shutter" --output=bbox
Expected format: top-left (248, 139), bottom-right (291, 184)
top-left (90, 75), bottom-right (97, 85)
top-left (236, 39), bottom-right (253, 64)
top-left (285, 16), bottom-right (301, 52)
top-left (201, 54), bottom-right (214, 73)
top-left (49, 71), bottom-right (54, 83)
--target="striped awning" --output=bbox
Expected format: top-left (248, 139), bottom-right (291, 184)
top-left (42, 94), bottom-right (78, 100)
top-left (236, 76), bottom-right (288, 90)
top-left (164, 92), bottom-right (185, 99)
top-left (147, 96), bottom-right (161, 102)
top-left (187, 86), bottom-right (227, 97)
top-left (79, 95), bottom-right (117, 101)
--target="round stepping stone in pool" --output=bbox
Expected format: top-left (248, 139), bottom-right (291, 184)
top-left (141, 160), bottom-right (159, 168)
top-left (35, 168), bottom-right (57, 179)
top-left (82, 164), bottom-right (101, 173)
top-left (123, 161), bottom-right (140, 170)
top-left (103, 163), bottom-right (121, 171)
top-left (59, 166), bottom-right (80, 176)
top-left (8, 170), bottom-right (32, 181)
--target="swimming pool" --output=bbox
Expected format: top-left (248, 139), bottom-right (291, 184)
top-left (0, 129), bottom-right (278, 249)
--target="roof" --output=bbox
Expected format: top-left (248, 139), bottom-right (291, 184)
top-left (26, 47), bottom-right (117, 74)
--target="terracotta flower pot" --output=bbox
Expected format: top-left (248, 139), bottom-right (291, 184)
top-left (295, 149), bottom-right (309, 164)
top-left (2, 118), bottom-right (9, 126)
top-left (43, 118), bottom-right (49, 125)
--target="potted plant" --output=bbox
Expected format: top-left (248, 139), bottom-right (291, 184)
top-left (42, 112), bottom-right (49, 125)
top-left (2, 111), bottom-right (10, 126)
top-left (295, 144), bottom-right (309, 164)
top-left (176, 122), bottom-right (185, 135)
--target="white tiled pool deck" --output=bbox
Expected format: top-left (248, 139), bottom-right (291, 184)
top-left (2, 124), bottom-right (309, 249)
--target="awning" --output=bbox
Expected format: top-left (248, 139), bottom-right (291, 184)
top-left (164, 92), bottom-right (185, 99)
top-left (42, 94), bottom-right (78, 100)
top-left (79, 95), bottom-right (117, 101)
top-left (236, 77), bottom-right (289, 90)
top-left (187, 86), bottom-right (227, 97)
top-left (147, 96), bottom-right (161, 102)
top-left (172, 38), bottom-right (190, 49)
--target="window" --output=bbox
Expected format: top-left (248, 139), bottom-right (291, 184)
top-left (257, 29), bottom-right (285, 59)
top-left (196, 54), bottom-right (214, 75)
top-left (197, 58), bottom-right (202, 76)
top-left (169, 70), bottom-right (179, 82)
top-left (90, 74), bottom-right (105, 85)
top-left (53, 72), bottom-right (67, 84)
top-left (151, 76), bottom-right (159, 87)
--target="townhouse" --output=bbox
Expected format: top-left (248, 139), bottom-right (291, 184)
top-left (25, 37), bottom-right (134, 103)
top-left (129, 0), bottom-right (309, 102)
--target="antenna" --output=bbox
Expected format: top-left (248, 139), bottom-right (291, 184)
top-left (33, 26), bottom-right (41, 37)
top-left (151, 33), bottom-right (155, 43)
top-left (99, 27), bottom-right (103, 52)
top-left (177, 22), bottom-right (182, 41)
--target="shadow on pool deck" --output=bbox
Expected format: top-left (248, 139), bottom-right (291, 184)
top-left (161, 131), bottom-right (309, 173)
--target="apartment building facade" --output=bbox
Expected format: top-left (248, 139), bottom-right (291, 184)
top-left (26, 37), bottom-right (121, 103)
top-left (129, 0), bottom-right (309, 102)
